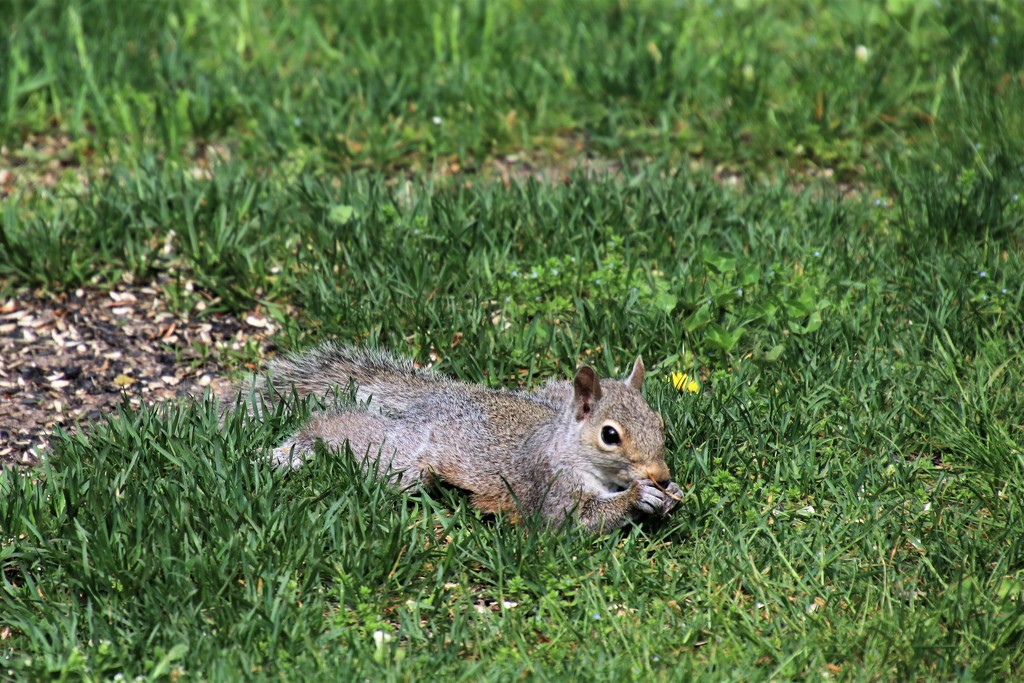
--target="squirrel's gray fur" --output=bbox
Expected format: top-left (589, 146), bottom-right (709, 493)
top-left (230, 342), bottom-right (682, 533)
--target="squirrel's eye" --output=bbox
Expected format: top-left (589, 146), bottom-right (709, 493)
top-left (600, 425), bottom-right (621, 446)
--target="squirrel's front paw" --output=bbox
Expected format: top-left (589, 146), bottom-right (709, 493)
top-left (661, 481), bottom-right (684, 514)
top-left (633, 480), bottom-right (683, 517)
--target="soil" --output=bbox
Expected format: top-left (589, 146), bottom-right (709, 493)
top-left (0, 285), bottom-right (277, 468)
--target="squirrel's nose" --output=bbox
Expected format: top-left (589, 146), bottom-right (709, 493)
top-left (645, 465), bottom-right (671, 486)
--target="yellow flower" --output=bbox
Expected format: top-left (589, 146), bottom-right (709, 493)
top-left (671, 371), bottom-right (700, 394)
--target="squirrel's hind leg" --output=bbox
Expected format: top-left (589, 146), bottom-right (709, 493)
top-left (271, 409), bottom-right (391, 470)
top-left (270, 409), bottom-right (429, 486)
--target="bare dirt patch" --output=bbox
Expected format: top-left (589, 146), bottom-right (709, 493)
top-left (0, 286), bottom-right (276, 468)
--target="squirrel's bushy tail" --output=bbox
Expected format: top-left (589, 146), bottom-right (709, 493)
top-left (229, 342), bottom-right (453, 415)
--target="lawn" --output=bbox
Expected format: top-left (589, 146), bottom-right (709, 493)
top-left (2, 0), bottom-right (1024, 680)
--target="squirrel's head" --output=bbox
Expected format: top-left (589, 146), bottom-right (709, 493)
top-left (573, 356), bottom-right (670, 490)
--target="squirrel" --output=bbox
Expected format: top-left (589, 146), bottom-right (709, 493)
top-left (229, 342), bottom-right (683, 533)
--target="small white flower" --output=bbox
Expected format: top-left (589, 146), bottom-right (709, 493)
top-left (855, 45), bottom-right (870, 62)
top-left (431, 116), bottom-right (442, 125)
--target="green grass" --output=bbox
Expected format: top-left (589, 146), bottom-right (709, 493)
top-left (3, 0), bottom-right (1024, 680)
top-left (3, 0), bottom-right (1023, 176)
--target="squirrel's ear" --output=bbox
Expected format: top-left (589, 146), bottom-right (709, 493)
top-left (625, 355), bottom-right (645, 390)
top-left (573, 366), bottom-right (602, 420)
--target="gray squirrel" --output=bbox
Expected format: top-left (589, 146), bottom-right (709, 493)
top-left (231, 343), bottom-right (683, 533)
